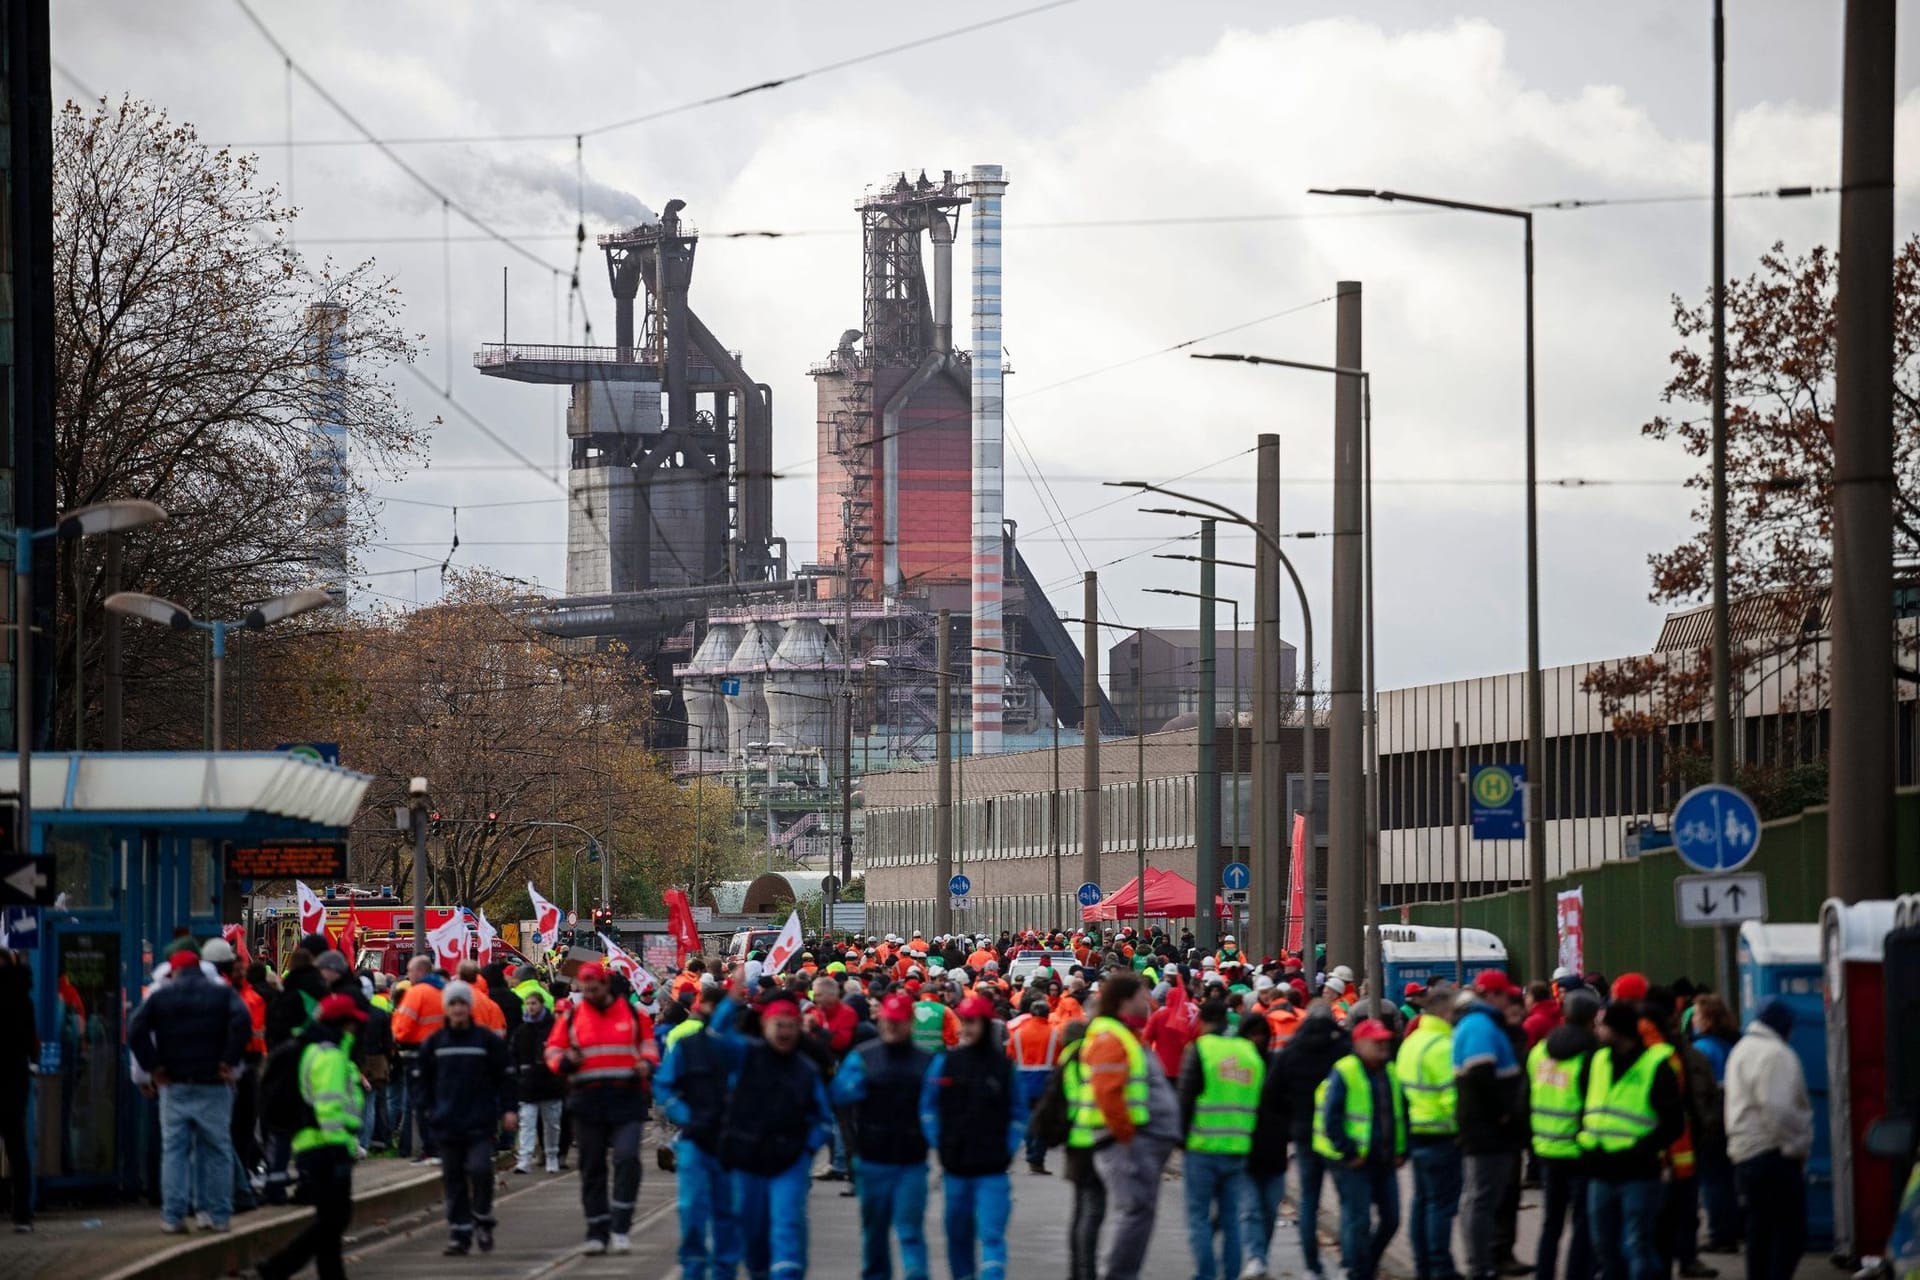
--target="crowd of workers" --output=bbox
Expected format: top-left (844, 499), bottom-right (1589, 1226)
top-left (100, 920), bottom-right (1817, 1280)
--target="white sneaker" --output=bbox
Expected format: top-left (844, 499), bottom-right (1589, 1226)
top-left (1239, 1259), bottom-right (1270, 1280)
top-left (513, 1163), bottom-right (529, 1175)
top-left (611, 1232), bottom-right (632, 1254)
top-left (582, 1238), bottom-right (607, 1255)
top-left (546, 1159), bottom-right (560, 1174)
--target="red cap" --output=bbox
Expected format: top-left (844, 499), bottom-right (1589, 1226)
top-left (1611, 972), bottom-right (1649, 1002)
top-left (761, 999), bottom-right (801, 1020)
top-left (1289, 978), bottom-right (1308, 995)
top-left (576, 961), bottom-right (609, 982)
top-left (879, 993), bottom-right (915, 1021)
top-left (171, 951), bottom-right (200, 972)
top-left (1473, 970), bottom-right (1514, 996)
top-left (955, 995), bottom-right (995, 1020)
top-left (316, 993), bottom-right (367, 1024)
top-left (1403, 982), bottom-right (1426, 998)
top-left (1350, 1017), bottom-right (1394, 1043)
top-left (904, 979), bottom-right (923, 994)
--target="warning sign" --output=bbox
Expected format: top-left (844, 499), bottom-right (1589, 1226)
top-left (225, 841), bottom-right (348, 881)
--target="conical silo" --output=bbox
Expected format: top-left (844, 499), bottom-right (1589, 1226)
top-left (680, 621), bottom-right (742, 765)
top-left (725, 620), bottom-right (783, 753)
top-left (765, 617), bottom-right (843, 752)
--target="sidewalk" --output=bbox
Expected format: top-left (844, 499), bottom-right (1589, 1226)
top-left (3, 1154), bottom-right (488, 1280)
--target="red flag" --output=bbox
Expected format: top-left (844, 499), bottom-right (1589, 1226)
top-left (335, 898), bottom-right (359, 963)
top-left (662, 889), bottom-right (701, 965)
top-left (222, 923), bottom-right (252, 969)
top-left (1285, 813), bottom-right (1307, 954)
top-left (296, 881), bottom-right (327, 938)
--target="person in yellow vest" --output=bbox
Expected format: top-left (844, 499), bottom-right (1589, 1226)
top-left (1397, 980), bottom-right (1463, 1280)
top-left (1530, 988), bottom-right (1600, 1280)
top-left (1176, 998), bottom-right (1265, 1280)
top-left (1071, 972), bottom-right (1180, 1280)
top-left (1314, 1018), bottom-right (1407, 1280)
top-left (255, 994), bottom-right (365, 1280)
top-left (1579, 999), bottom-right (1685, 1280)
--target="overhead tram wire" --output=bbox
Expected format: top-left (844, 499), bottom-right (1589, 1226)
top-left (223, 0), bottom-right (1079, 150)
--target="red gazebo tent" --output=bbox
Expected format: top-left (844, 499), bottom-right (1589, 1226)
top-left (1080, 866), bottom-right (1230, 922)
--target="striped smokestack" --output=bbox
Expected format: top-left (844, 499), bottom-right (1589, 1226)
top-left (966, 164), bottom-right (1008, 755)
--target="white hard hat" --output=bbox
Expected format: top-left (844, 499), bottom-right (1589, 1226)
top-left (1332, 965), bottom-right (1356, 983)
top-left (1222, 935), bottom-right (1236, 943)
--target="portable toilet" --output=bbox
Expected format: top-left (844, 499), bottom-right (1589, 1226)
top-left (1370, 924), bottom-right (1507, 993)
top-left (1822, 897), bottom-right (1900, 1266)
top-left (1738, 920), bottom-right (1831, 1251)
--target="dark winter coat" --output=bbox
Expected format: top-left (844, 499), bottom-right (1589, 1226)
top-left (129, 966), bottom-right (250, 1083)
top-left (1270, 1011), bottom-right (1350, 1146)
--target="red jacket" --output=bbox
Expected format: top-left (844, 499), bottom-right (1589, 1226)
top-left (1522, 998), bottom-right (1563, 1048)
top-left (544, 997), bottom-right (658, 1085)
top-left (806, 1000), bottom-right (857, 1055)
top-left (1142, 982), bottom-right (1196, 1078)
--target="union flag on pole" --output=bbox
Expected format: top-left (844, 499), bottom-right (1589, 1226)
top-left (296, 881), bottom-right (327, 939)
top-left (475, 909), bottom-right (498, 965)
top-left (765, 910), bottom-right (804, 975)
top-left (527, 881), bottom-right (562, 951)
top-left (425, 914), bottom-right (468, 973)
top-left (1285, 813), bottom-right (1307, 955)
top-left (662, 888), bottom-right (701, 964)
top-left (334, 898), bottom-right (359, 963)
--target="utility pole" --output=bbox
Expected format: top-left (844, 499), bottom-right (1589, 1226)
top-left (1708, 0), bottom-right (1736, 1002)
top-left (841, 497), bottom-right (857, 888)
top-left (1194, 521), bottom-right (1219, 951)
top-left (1252, 434), bottom-right (1281, 955)
top-left (1081, 573), bottom-right (1101, 890)
top-left (935, 609), bottom-right (955, 935)
top-left (1328, 281), bottom-right (1364, 974)
top-left (1829, 0), bottom-right (1898, 903)
top-left (103, 532), bottom-right (123, 749)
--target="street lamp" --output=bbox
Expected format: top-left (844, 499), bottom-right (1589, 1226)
top-left (1187, 351), bottom-right (1385, 1008)
top-left (1111, 482), bottom-right (1320, 969)
top-left (105, 588), bottom-right (336, 751)
top-left (5, 500), bottom-right (168, 853)
top-left (1307, 183), bottom-right (1549, 981)
top-left (972, 642), bottom-right (1064, 928)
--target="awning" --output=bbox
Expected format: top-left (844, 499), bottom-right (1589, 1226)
top-left (0, 752), bottom-right (373, 828)
top-left (1081, 866), bottom-right (1230, 922)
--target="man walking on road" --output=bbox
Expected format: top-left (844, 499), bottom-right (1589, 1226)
top-left (1271, 1004), bottom-right (1351, 1279)
top-left (1722, 996), bottom-right (1811, 1280)
top-left (1530, 989), bottom-right (1600, 1280)
top-left (1452, 986), bottom-right (1526, 1280)
top-left (1315, 1018), bottom-right (1407, 1280)
top-left (1397, 979), bottom-right (1462, 1280)
top-left (128, 945), bottom-right (251, 1234)
top-left (545, 960), bottom-right (657, 1255)
top-left (657, 985), bottom-right (742, 1280)
top-left (254, 994), bottom-right (365, 1280)
top-left (1076, 972), bottom-right (1180, 1280)
top-left (1579, 999), bottom-right (1684, 1280)
top-left (391, 955), bottom-right (445, 1162)
top-left (716, 995), bottom-right (835, 1280)
top-left (414, 981), bottom-right (516, 1255)
top-left (831, 992), bottom-right (933, 1280)
top-left (921, 994), bottom-right (1022, 1280)
top-left (1177, 998), bottom-right (1264, 1280)
top-left (1006, 995), bottom-right (1059, 1174)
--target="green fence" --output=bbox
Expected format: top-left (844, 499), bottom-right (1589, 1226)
top-left (1405, 787), bottom-right (1920, 983)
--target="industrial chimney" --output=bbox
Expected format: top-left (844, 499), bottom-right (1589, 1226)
top-left (965, 164), bottom-right (1009, 755)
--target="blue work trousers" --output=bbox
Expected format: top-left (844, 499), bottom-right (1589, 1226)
top-left (675, 1139), bottom-right (740, 1280)
top-left (1587, 1177), bottom-right (1663, 1280)
top-left (1017, 1070), bottom-right (1051, 1166)
top-left (1331, 1162), bottom-right (1401, 1280)
top-left (735, 1155), bottom-right (812, 1280)
top-left (855, 1160), bottom-right (929, 1280)
top-left (1236, 1171), bottom-right (1286, 1269)
top-left (1408, 1139), bottom-right (1463, 1279)
top-left (159, 1082), bottom-right (235, 1229)
top-left (942, 1171), bottom-right (1010, 1280)
top-left (1293, 1142), bottom-right (1329, 1275)
top-left (1183, 1150), bottom-right (1249, 1280)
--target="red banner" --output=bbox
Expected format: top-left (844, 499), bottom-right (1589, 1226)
top-left (334, 898), bottom-right (359, 962)
top-left (1285, 813), bottom-right (1307, 955)
top-left (662, 888), bottom-right (701, 965)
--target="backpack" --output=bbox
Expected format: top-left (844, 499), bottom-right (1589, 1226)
top-left (260, 1032), bottom-right (320, 1134)
top-left (1029, 1042), bottom-right (1079, 1151)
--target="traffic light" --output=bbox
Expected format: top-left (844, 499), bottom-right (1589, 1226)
top-left (485, 810), bottom-right (499, 837)
top-left (428, 811), bottom-right (442, 836)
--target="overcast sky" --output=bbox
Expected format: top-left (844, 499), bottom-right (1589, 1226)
top-left (52, 1), bottom-right (1920, 692)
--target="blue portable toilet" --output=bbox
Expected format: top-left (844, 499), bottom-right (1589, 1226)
top-left (1738, 920), bottom-right (1832, 1251)
top-left (1370, 924), bottom-right (1508, 993)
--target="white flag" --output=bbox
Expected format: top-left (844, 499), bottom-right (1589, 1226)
top-left (765, 910), bottom-right (804, 975)
top-left (475, 910), bottom-right (499, 964)
top-left (527, 881), bottom-right (562, 948)
top-left (598, 932), bottom-right (640, 981)
top-left (426, 914), bottom-right (468, 973)
top-left (296, 881), bottom-right (327, 938)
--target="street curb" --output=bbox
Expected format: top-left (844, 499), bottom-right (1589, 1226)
top-left (98, 1154), bottom-right (515, 1280)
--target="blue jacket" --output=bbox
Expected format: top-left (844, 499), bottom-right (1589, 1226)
top-left (130, 967), bottom-right (250, 1083)
top-left (414, 1023), bottom-right (517, 1140)
top-left (661, 997), bottom-right (833, 1171)
top-left (834, 1038), bottom-right (933, 1166)
top-left (1451, 999), bottom-right (1524, 1153)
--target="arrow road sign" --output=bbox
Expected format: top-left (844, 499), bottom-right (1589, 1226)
top-left (950, 895), bottom-right (976, 912)
top-left (1222, 862), bottom-right (1251, 891)
top-left (949, 874), bottom-right (972, 897)
top-left (1076, 881), bottom-right (1104, 908)
top-left (0, 855), bottom-right (56, 907)
top-left (1674, 873), bottom-right (1767, 927)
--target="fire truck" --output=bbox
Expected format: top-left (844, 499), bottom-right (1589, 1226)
top-left (262, 892), bottom-right (532, 975)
